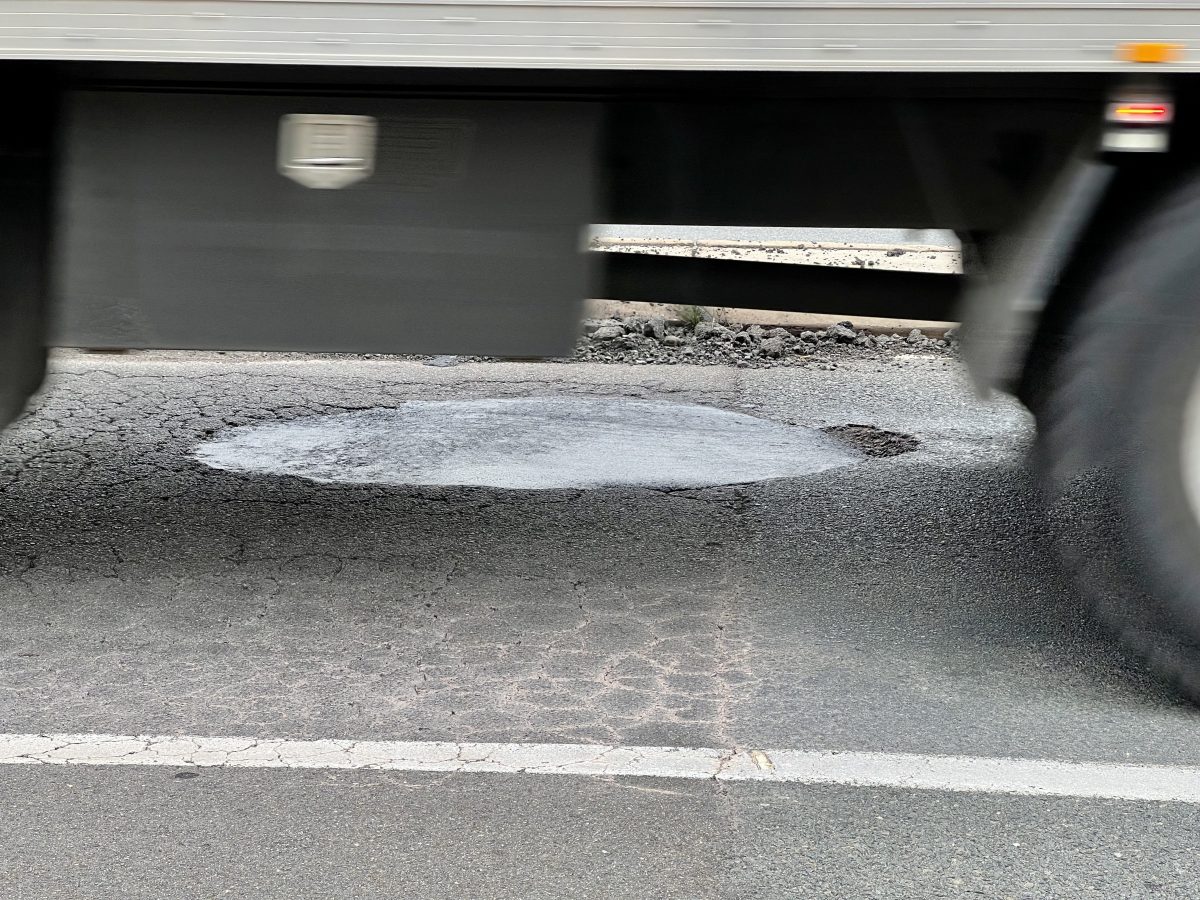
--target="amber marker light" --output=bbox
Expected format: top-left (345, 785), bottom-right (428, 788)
top-left (1119, 42), bottom-right (1184, 64)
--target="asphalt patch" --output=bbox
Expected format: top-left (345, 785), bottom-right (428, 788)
top-left (193, 397), bottom-right (863, 490)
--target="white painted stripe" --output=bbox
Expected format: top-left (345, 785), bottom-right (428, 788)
top-left (3, 733), bottom-right (1200, 803)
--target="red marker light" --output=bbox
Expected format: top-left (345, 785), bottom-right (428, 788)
top-left (1106, 100), bottom-right (1174, 125)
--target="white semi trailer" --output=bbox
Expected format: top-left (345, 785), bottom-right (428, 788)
top-left (0, 1), bottom-right (1198, 690)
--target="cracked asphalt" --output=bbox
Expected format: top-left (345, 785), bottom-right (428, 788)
top-left (2, 350), bottom-right (1200, 898)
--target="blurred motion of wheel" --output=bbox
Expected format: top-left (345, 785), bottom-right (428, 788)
top-left (1041, 173), bottom-right (1200, 698)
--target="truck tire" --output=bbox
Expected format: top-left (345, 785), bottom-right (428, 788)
top-left (1041, 171), bottom-right (1200, 697)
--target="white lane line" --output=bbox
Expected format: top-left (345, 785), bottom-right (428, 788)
top-left (2, 734), bottom-right (1199, 802)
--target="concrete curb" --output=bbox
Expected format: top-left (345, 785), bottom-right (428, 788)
top-left (583, 299), bottom-right (957, 338)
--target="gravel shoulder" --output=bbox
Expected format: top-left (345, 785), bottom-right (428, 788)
top-left (570, 314), bottom-right (955, 369)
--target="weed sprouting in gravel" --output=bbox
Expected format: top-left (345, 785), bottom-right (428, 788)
top-left (676, 305), bottom-right (711, 329)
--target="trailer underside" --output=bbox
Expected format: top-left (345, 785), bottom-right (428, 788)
top-left (39, 64), bottom-right (1117, 349)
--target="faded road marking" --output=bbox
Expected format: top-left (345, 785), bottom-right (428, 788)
top-left (1, 734), bottom-right (1200, 803)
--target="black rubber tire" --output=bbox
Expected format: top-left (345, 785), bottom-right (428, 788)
top-left (1040, 170), bottom-right (1200, 698)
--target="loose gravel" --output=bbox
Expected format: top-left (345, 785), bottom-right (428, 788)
top-left (564, 316), bottom-right (956, 370)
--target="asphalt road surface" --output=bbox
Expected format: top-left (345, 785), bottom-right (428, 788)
top-left (1, 349), bottom-right (1199, 899)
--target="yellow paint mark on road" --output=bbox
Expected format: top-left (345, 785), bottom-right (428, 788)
top-left (750, 750), bottom-right (775, 771)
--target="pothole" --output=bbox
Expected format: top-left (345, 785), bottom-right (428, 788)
top-left (822, 424), bottom-right (920, 458)
top-left (194, 397), bottom-right (865, 490)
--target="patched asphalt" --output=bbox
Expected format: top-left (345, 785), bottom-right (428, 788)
top-left (1, 350), bottom-right (1198, 898)
top-left (193, 396), bottom-right (861, 489)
